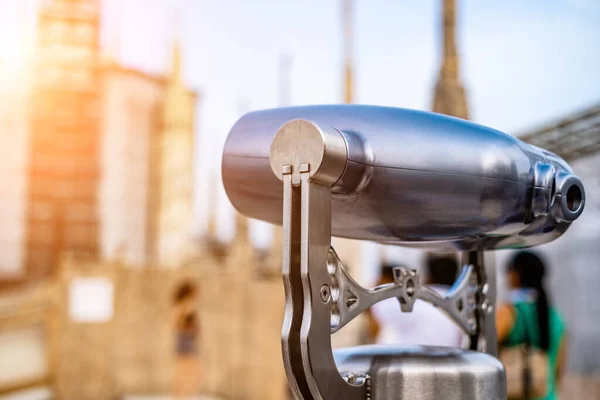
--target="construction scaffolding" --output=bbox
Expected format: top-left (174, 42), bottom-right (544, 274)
top-left (25, 0), bottom-right (102, 279)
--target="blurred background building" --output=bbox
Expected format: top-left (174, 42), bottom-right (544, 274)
top-left (0, 0), bottom-right (599, 399)
top-left (0, 0), bottom-right (198, 279)
top-left (0, 1), bottom-right (285, 399)
top-left (24, 0), bottom-right (103, 280)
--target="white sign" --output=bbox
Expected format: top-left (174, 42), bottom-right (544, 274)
top-left (69, 278), bottom-right (114, 323)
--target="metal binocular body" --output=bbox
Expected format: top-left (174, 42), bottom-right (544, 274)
top-left (222, 105), bottom-right (586, 400)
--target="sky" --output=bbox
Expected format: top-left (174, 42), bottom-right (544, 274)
top-left (108, 0), bottom-right (600, 245)
top-left (1, 0), bottom-right (599, 251)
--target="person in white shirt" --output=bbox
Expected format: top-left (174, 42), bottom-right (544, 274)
top-left (367, 255), bottom-right (463, 348)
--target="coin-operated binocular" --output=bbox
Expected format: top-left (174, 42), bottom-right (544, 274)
top-left (222, 105), bottom-right (585, 400)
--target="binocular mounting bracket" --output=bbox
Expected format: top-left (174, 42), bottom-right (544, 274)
top-left (272, 120), bottom-right (498, 400)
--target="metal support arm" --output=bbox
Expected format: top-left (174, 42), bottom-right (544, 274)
top-left (327, 247), bottom-right (478, 337)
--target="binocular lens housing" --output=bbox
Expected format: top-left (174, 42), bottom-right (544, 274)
top-left (222, 105), bottom-right (585, 251)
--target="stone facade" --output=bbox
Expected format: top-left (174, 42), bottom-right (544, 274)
top-left (156, 43), bottom-right (197, 267)
top-left (99, 64), bottom-right (167, 267)
top-left (8, 217), bottom-right (287, 399)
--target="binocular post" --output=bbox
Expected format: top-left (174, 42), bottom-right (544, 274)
top-left (463, 251), bottom-right (498, 356)
top-left (281, 163), bottom-right (368, 399)
top-left (274, 120), bottom-right (368, 399)
top-left (272, 120), bottom-right (504, 400)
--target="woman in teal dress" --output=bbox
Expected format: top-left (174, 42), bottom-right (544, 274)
top-left (496, 251), bottom-right (568, 400)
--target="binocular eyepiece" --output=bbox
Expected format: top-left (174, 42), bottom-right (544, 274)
top-left (550, 170), bottom-right (584, 222)
top-left (222, 105), bottom-right (585, 251)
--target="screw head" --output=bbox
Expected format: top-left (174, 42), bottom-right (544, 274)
top-left (406, 278), bottom-right (415, 297)
top-left (481, 300), bottom-right (491, 312)
top-left (482, 283), bottom-right (490, 295)
top-left (320, 284), bottom-right (331, 303)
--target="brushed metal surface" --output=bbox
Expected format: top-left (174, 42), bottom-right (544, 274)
top-left (334, 345), bottom-right (506, 400)
top-left (269, 119), bottom-right (347, 185)
top-left (222, 105), bottom-right (585, 251)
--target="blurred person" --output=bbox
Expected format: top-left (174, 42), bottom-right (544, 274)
top-left (367, 256), bottom-right (462, 347)
top-left (172, 282), bottom-right (202, 399)
top-left (497, 251), bottom-right (567, 400)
